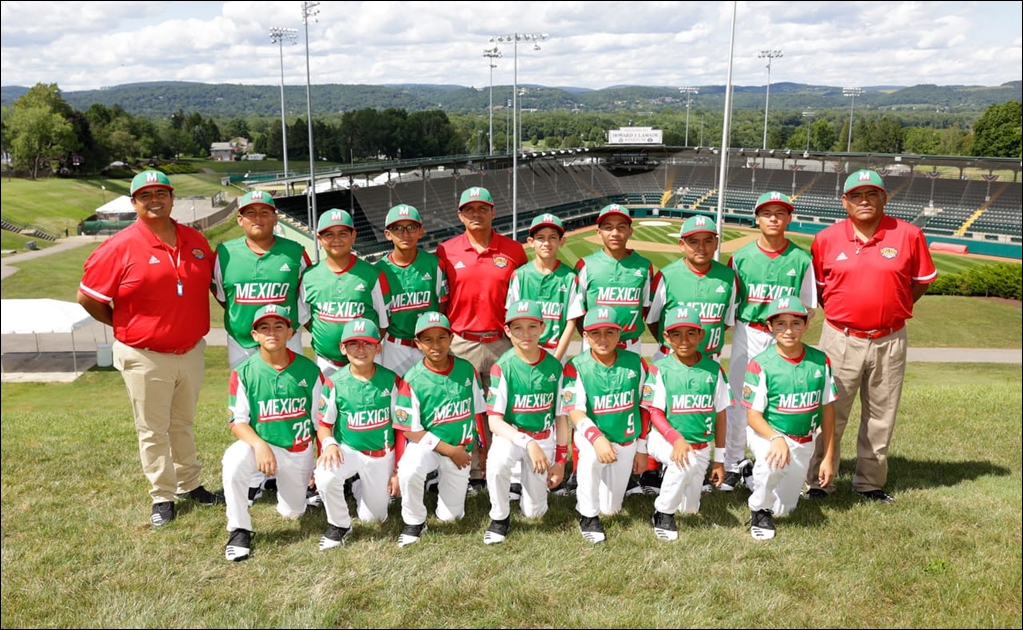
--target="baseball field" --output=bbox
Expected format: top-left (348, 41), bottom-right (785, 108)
top-left (1, 216), bottom-right (1021, 628)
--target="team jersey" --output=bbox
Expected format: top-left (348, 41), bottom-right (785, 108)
top-left (437, 230), bottom-right (527, 334)
top-left (568, 249), bottom-right (654, 343)
top-left (228, 350), bottom-right (325, 451)
top-left (394, 357), bottom-right (485, 451)
top-left (560, 350), bottom-right (646, 444)
top-left (506, 261), bottom-right (578, 348)
top-left (213, 236), bottom-right (310, 348)
top-left (729, 240), bottom-right (816, 325)
top-left (641, 354), bottom-right (732, 445)
top-left (741, 346), bottom-right (838, 438)
top-left (647, 259), bottom-right (737, 356)
top-left (374, 250), bottom-right (448, 340)
top-left (299, 257), bottom-right (390, 363)
top-left (317, 365), bottom-right (399, 452)
top-left (486, 348), bottom-right (564, 432)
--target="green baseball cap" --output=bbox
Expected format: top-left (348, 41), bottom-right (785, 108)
top-left (238, 190), bottom-right (277, 213)
top-left (341, 318), bottom-right (381, 344)
top-left (844, 170), bottom-right (887, 194)
top-left (663, 306), bottom-right (704, 332)
top-left (252, 304), bottom-right (292, 328)
top-left (414, 311), bottom-right (452, 336)
top-left (505, 299), bottom-right (545, 325)
top-left (385, 204), bottom-right (422, 227)
top-left (596, 203), bottom-right (631, 225)
top-left (458, 187), bottom-right (495, 209)
top-left (680, 214), bottom-right (717, 238)
top-left (764, 296), bottom-right (810, 322)
top-left (317, 209), bottom-right (355, 234)
top-left (529, 212), bottom-right (565, 236)
top-left (583, 308), bottom-right (621, 332)
top-left (754, 191), bottom-right (793, 213)
top-left (130, 170), bottom-right (173, 196)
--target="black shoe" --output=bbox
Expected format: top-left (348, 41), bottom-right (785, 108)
top-left (638, 469), bottom-right (663, 495)
top-left (856, 489), bottom-right (895, 504)
top-left (739, 458), bottom-right (754, 490)
top-left (552, 473), bottom-right (576, 497)
top-left (398, 522), bottom-right (427, 547)
top-left (509, 483), bottom-right (522, 502)
top-left (483, 517), bottom-right (511, 545)
top-left (803, 488), bottom-right (829, 500)
top-left (425, 470), bottom-right (439, 494)
top-left (467, 478), bottom-right (487, 496)
top-left (701, 478), bottom-right (714, 493)
top-left (749, 509), bottom-right (776, 540)
top-left (247, 486), bottom-right (263, 507)
top-left (319, 524), bottom-right (351, 550)
top-left (625, 475), bottom-right (644, 496)
top-left (150, 501), bottom-right (175, 527)
top-left (651, 510), bottom-right (678, 541)
top-left (225, 528), bottom-right (252, 561)
top-left (262, 477), bottom-right (278, 492)
top-left (578, 515), bottom-right (606, 543)
top-left (306, 484), bottom-right (322, 508)
top-left (719, 471), bottom-right (743, 493)
top-left (176, 485), bottom-right (225, 506)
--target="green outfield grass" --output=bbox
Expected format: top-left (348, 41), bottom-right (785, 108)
top-left (1, 354), bottom-right (1019, 628)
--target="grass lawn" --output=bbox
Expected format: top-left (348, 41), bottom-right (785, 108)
top-left (1, 230), bottom-right (57, 255)
top-left (1, 355), bottom-right (1019, 627)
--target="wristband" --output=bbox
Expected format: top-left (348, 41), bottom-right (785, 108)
top-left (513, 432), bottom-right (534, 450)
top-left (576, 418), bottom-right (604, 445)
top-left (420, 432), bottom-right (441, 451)
top-left (636, 438), bottom-right (648, 455)
top-left (769, 434), bottom-right (786, 443)
top-left (713, 447), bottom-right (725, 463)
top-left (555, 444), bottom-right (568, 464)
top-left (321, 437), bottom-right (339, 450)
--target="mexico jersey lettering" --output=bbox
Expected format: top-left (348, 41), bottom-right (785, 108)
top-left (647, 259), bottom-right (736, 356)
top-left (213, 236), bottom-right (309, 348)
top-left (729, 240), bottom-right (816, 324)
top-left (741, 346), bottom-right (838, 437)
top-left (568, 249), bottom-right (653, 342)
top-left (228, 351), bottom-right (325, 451)
top-left (560, 350), bottom-right (646, 444)
top-left (506, 261), bottom-right (578, 348)
top-left (641, 355), bottom-right (732, 444)
top-left (317, 365), bottom-right (399, 452)
top-left (393, 357), bottom-right (485, 451)
top-left (299, 257), bottom-right (390, 362)
top-left (486, 348), bottom-right (563, 432)
top-left (375, 251), bottom-right (448, 340)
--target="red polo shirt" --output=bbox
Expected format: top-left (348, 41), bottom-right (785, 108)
top-left (80, 219), bottom-right (213, 353)
top-left (811, 215), bottom-right (936, 331)
top-left (437, 230), bottom-right (527, 334)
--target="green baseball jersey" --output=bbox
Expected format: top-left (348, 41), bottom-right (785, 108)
top-left (213, 236), bottom-right (310, 348)
top-left (507, 261), bottom-right (578, 348)
top-left (560, 350), bottom-right (646, 444)
top-left (317, 365), bottom-right (399, 452)
top-left (741, 346), bottom-right (838, 437)
top-left (394, 357), bottom-right (485, 451)
top-left (486, 348), bottom-right (563, 432)
top-left (299, 257), bottom-right (390, 363)
top-left (646, 259), bottom-right (737, 356)
top-left (729, 240), bottom-right (816, 324)
top-left (374, 250), bottom-right (448, 340)
top-left (642, 354), bottom-right (732, 444)
top-left (229, 351), bottom-right (325, 451)
top-left (568, 249), bottom-right (653, 343)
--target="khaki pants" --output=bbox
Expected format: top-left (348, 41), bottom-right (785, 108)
top-left (450, 334), bottom-right (512, 481)
top-left (114, 340), bottom-right (206, 503)
top-left (807, 323), bottom-right (907, 493)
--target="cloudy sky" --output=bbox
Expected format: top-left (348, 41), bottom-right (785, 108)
top-left (1, 1), bottom-right (1020, 93)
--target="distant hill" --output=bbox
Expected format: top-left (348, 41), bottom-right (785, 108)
top-left (1, 80), bottom-right (1019, 119)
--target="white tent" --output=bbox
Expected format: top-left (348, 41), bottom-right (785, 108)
top-left (1, 299), bottom-right (102, 375)
top-left (94, 195), bottom-right (136, 220)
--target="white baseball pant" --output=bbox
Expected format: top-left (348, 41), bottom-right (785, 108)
top-left (314, 445), bottom-right (395, 529)
top-left (647, 428), bottom-right (712, 515)
top-left (222, 439), bottom-right (315, 533)
top-left (380, 337), bottom-right (423, 377)
top-left (573, 431), bottom-right (639, 518)
top-left (746, 430), bottom-right (815, 517)
top-left (725, 322), bottom-right (775, 471)
top-left (486, 434), bottom-right (555, 521)
top-left (397, 441), bottom-right (470, 526)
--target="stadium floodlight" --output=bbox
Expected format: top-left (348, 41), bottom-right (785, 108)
top-left (483, 47), bottom-right (502, 155)
top-left (489, 32), bottom-right (547, 241)
top-left (843, 87), bottom-right (863, 152)
top-left (758, 50), bottom-right (782, 151)
top-left (802, 110), bottom-right (815, 154)
top-left (302, 1), bottom-right (319, 261)
top-left (270, 27), bottom-right (298, 177)
top-left (679, 87), bottom-right (699, 147)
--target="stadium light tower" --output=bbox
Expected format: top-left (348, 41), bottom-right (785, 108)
top-left (758, 50), bottom-right (782, 150)
top-left (483, 47), bottom-right (501, 156)
top-left (843, 87), bottom-right (863, 153)
top-left (802, 110), bottom-right (815, 154)
top-left (679, 86), bottom-right (698, 147)
top-left (489, 32), bottom-right (547, 241)
top-left (270, 27), bottom-right (298, 177)
top-left (302, 1), bottom-right (319, 261)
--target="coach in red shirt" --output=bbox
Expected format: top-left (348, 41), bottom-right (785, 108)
top-left (436, 186), bottom-right (527, 492)
top-left (804, 169), bottom-right (937, 504)
top-left (78, 170), bottom-right (223, 528)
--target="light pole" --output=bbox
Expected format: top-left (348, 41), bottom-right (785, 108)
top-left (758, 50), bottom-right (782, 150)
top-left (302, 1), bottom-right (319, 261)
top-left (476, 130), bottom-right (483, 155)
top-left (270, 27), bottom-right (297, 177)
top-left (679, 86), bottom-right (698, 147)
top-left (843, 87), bottom-right (862, 153)
top-left (483, 47), bottom-right (501, 156)
top-left (802, 110), bottom-right (815, 154)
top-left (489, 32), bottom-right (547, 241)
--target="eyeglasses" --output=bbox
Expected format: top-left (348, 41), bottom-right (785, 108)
top-left (387, 225), bottom-right (420, 235)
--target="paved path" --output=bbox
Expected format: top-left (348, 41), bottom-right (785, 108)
top-left (1, 235), bottom-right (106, 280)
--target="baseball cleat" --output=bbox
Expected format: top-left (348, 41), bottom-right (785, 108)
top-left (578, 515), bottom-right (606, 544)
top-left (306, 485), bottom-right (322, 508)
top-left (749, 509), bottom-right (776, 540)
top-left (483, 517), bottom-right (510, 545)
top-left (802, 488), bottom-right (828, 500)
top-left (176, 485), bottom-right (225, 506)
top-left (856, 489), bottom-right (895, 504)
top-left (225, 528), bottom-right (252, 561)
top-left (466, 478), bottom-right (487, 496)
top-left (247, 485), bottom-right (263, 507)
top-left (398, 522), bottom-right (427, 548)
top-left (319, 524), bottom-right (351, 550)
top-left (638, 470), bottom-right (663, 495)
top-left (625, 476), bottom-right (644, 496)
top-left (701, 479), bottom-right (714, 493)
top-left (739, 458), bottom-right (755, 492)
top-left (508, 483), bottom-right (522, 502)
top-left (718, 471), bottom-right (743, 493)
top-left (150, 501), bottom-right (175, 527)
top-left (651, 510), bottom-right (678, 541)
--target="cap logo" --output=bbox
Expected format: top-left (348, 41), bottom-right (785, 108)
top-left (597, 308), bottom-right (611, 320)
top-left (145, 172), bottom-right (161, 184)
top-left (777, 298), bottom-right (790, 310)
top-left (858, 171), bottom-right (872, 182)
top-left (331, 210), bottom-right (345, 221)
top-left (543, 214), bottom-right (554, 222)
top-left (428, 313), bottom-right (441, 323)
top-left (264, 305), bottom-right (278, 314)
top-left (398, 206), bottom-right (410, 216)
top-left (675, 307), bottom-right (690, 320)
top-left (694, 216), bottom-right (707, 226)
top-left (468, 188), bottom-right (483, 199)
top-left (251, 190), bottom-right (266, 200)
top-left (353, 320), bottom-right (366, 332)
top-left (769, 192), bottom-right (782, 201)
top-left (516, 302), bottom-right (530, 313)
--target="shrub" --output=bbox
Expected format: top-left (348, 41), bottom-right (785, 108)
top-left (929, 262), bottom-right (1022, 300)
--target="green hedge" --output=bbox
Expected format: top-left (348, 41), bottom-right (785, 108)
top-left (929, 262), bottom-right (1022, 300)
